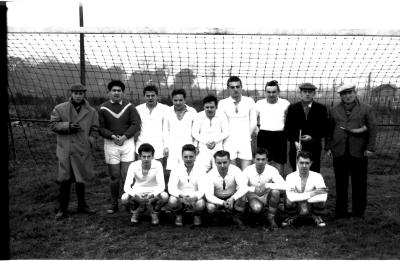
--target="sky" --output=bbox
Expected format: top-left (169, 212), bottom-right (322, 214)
top-left (7, 0), bottom-right (400, 31)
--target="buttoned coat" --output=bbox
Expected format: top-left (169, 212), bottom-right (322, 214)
top-left (326, 99), bottom-right (377, 158)
top-left (50, 99), bottom-right (99, 183)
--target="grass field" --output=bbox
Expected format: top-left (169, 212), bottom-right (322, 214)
top-left (9, 156), bottom-right (400, 259)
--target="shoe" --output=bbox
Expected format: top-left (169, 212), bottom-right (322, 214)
top-left (232, 216), bottom-right (245, 230)
top-left (175, 215), bottom-right (183, 227)
top-left (312, 215), bottom-right (326, 227)
top-left (351, 212), bottom-right (364, 218)
top-left (130, 212), bottom-right (139, 224)
top-left (55, 210), bottom-right (68, 220)
top-left (193, 215), bottom-right (202, 226)
top-left (106, 204), bottom-right (118, 214)
top-left (334, 212), bottom-right (349, 219)
top-left (267, 215), bottom-right (279, 231)
top-left (150, 211), bottom-right (160, 225)
top-left (281, 216), bottom-right (297, 227)
top-left (77, 205), bottom-right (96, 215)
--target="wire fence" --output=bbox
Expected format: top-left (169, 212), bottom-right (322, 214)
top-left (7, 29), bottom-right (400, 174)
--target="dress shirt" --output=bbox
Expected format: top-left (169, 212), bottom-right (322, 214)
top-left (255, 98), bottom-right (290, 131)
top-left (244, 164), bottom-right (287, 192)
top-left (192, 110), bottom-right (230, 146)
top-left (168, 162), bottom-right (205, 199)
top-left (285, 170), bottom-right (327, 203)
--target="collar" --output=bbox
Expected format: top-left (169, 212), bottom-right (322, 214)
top-left (110, 100), bottom-right (123, 105)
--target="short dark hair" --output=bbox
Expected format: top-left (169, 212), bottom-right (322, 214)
top-left (138, 143), bottom-right (155, 156)
top-left (107, 80), bottom-right (125, 91)
top-left (143, 83), bottom-right (159, 96)
top-left (182, 144), bottom-right (196, 154)
top-left (227, 76), bottom-right (242, 87)
top-left (202, 94), bottom-right (218, 106)
top-left (296, 150), bottom-right (313, 161)
top-left (171, 88), bottom-right (186, 99)
top-left (265, 80), bottom-right (280, 92)
top-left (255, 147), bottom-right (268, 157)
top-left (213, 150), bottom-right (230, 160)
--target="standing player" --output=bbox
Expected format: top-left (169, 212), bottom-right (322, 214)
top-left (243, 148), bottom-right (287, 230)
top-left (99, 80), bottom-right (141, 214)
top-left (136, 83), bottom-right (169, 166)
top-left (219, 76), bottom-right (257, 170)
top-left (255, 80), bottom-right (290, 177)
top-left (167, 144), bottom-right (206, 227)
top-left (285, 83), bottom-right (329, 172)
top-left (121, 143), bottom-right (169, 225)
top-left (165, 89), bottom-right (197, 172)
top-left (50, 83), bottom-right (98, 219)
top-left (192, 95), bottom-right (230, 172)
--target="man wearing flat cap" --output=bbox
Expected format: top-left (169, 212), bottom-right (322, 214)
top-left (285, 83), bottom-right (329, 172)
top-left (326, 83), bottom-right (377, 219)
top-left (50, 83), bottom-right (99, 220)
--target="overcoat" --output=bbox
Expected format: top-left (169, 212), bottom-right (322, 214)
top-left (326, 99), bottom-right (377, 158)
top-left (50, 99), bottom-right (98, 183)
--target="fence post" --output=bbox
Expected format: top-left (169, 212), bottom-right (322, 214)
top-left (79, 2), bottom-right (85, 85)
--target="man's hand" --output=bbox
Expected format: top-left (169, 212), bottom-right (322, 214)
top-left (163, 148), bottom-right (169, 158)
top-left (364, 150), bottom-right (374, 157)
top-left (255, 185), bottom-right (267, 197)
top-left (88, 136), bottom-right (95, 148)
top-left (224, 197), bottom-right (234, 210)
top-left (69, 123), bottom-right (81, 133)
top-left (325, 149), bottom-right (332, 158)
top-left (295, 141), bottom-right (302, 151)
top-left (115, 135), bottom-right (127, 146)
top-left (206, 141), bottom-right (216, 150)
top-left (301, 135), bottom-right (312, 142)
top-left (310, 187), bottom-right (328, 197)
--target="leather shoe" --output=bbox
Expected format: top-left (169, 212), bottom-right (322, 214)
top-left (77, 205), bottom-right (96, 215)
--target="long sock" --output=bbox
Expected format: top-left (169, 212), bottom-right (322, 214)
top-left (76, 183), bottom-right (86, 209)
top-left (59, 181), bottom-right (72, 212)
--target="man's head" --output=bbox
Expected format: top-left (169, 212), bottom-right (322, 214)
top-left (171, 88), bottom-right (186, 111)
top-left (227, 76), bottom-right (242, 100)
top-left (138, 143), bottom-right (155, 167)
top-left (203, 95), bottom-right (218, 118)
top-left (254, 147), bottom-right (268, 172)
top-left (181, 144), bottom-right (196, 168)
top-left (213, 150), bottom-right (230, 176)
top-left (296, 151), bottom-right (313, 176)
top-left (143, 83), bottom-right (159, 107)
top-left (70, 83), bottom-right (86, 103)
top-left (337, 83), bottom-right (357, 104)
top-left (107, 80), bottom-right (125, 103)
top-left (265, 80), bottom-right (280, 103)
top-left (298, 83), bottom-right (317, 103)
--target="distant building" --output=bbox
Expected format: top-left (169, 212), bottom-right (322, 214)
top-left (370, 84), bottom-right (399, 109)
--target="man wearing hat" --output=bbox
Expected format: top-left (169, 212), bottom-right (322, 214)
top-left (99, 80), bottom-right (142, 214)
top-left (326, 83), bottom-right (377, 218)
top-left (285, 83), bottom-right (329, 172)
top-left (50, 83), bottom-right (99, 220)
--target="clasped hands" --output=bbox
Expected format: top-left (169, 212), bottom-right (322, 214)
top-left (111, 134), bottom-right (127, 146)
top-left (222, 197), bottom-right (235, 210)
top-left (134, 192), bottom-right (155, 203)
top-left (179, 194), bottom-right (198, 208)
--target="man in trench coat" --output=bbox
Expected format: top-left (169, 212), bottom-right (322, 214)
top-left (50, 83), bottom-right (99, 220)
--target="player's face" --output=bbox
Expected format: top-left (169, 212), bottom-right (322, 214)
top-left (265, 86), bottom-right (279, 103)
top-left (340, 90), bottom-right (356, 104)
top-left (215, 155), bottom-right (230, 176)
top-left (172, 94), bottom-right (186, 110)
top-left (228, 81), bottom-right (242, 100)
top-left (109, 86), bottom-right (123, 102)
top-left (182, 150), bottom-right (196, 168)
top-left (297, 156), bottom-right (312, 176)
top-left (144, 91), bottom-right (158, 107)
top-left (140, 151), bottom-right (154, 168)
top-left (71, 91), bottom-right (85, 103)
top-left (254, 153), bottom-right (267, 172)
top-left (300, 89), bottom-right (315, 103)
top-left (204, 101), bottom-right (217, 118)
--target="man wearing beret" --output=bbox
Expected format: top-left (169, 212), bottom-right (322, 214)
top-left (326, 83), bottom-right (377, 219)
top-left (50, 83), bottom-right (99, 220)
top-left (99, 80), bottom-right (142, 214)
top-left (285, 83), bottom-right (329, 172)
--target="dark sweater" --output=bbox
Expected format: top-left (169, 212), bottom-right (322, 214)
top-left (98, 100), bottom-right (141, 139)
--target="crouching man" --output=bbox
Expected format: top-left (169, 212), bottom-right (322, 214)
top-left (204, 150), bottom-right (248, 229)
top-left (121, 143), bottom-right (169, 225)
top-left (167, 144), bottom-right (206, 227)
top-left (243, 148), bottom-right (287, 230)
top-left (282, 151), bottom-right (328, 228)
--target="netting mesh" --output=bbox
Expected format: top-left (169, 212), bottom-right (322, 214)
top-left (8, 31), bottom-right (400, 174)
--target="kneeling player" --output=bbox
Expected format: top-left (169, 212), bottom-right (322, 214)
top-left (244, 148), bottom-right (287, 230)
top-left (167, 144), bottom-right (206, 227)
top-left (204, 150), bottom-right (248, 229)
top-left (121, 143), bottom-right (169, 225)
top-left (282, 151), bottom-right (328, 228)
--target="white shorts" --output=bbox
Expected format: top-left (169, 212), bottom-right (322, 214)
top-left (224, 137), bottom-right (253, 160)
top-left (104, 137), bottom-right (135, 164)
